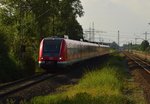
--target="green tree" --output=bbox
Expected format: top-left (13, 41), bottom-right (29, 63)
top-left (141, 40), bottom-right (149, 51)
top-left (0, 1), bottom-right (37, 79)
top-left (58, 0), bottom-right (84, 39)
top-left (110, 42), bottom-right (119, 49)
top-left (0, 24), bottom-right (22, 82)
top-left (1, 0), bottom-right (84, 39)
top-left (0, 0), bottom-right (84, 81)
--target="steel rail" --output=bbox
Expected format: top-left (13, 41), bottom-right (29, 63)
top-left (124, 52), bottom-right (150, 74)
top-left (0, 73), bottom-right (55, 99)
top-left (0, 72), bottom-right (46, 90)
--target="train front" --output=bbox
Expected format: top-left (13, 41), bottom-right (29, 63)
top-left (38, 38), bottom-right (66, 69)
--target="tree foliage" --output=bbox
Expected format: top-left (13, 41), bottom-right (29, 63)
top-left (140, 40), bottom-right (149, 51)
top-left (110, 42), bottom-right (119, 49)
top-left (1, 0), bottom-right (84, 38)
top-left (0, 0), bottom-right (84, 82)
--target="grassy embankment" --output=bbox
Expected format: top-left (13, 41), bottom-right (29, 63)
top-left (29, 53), bottom-right (145, 104)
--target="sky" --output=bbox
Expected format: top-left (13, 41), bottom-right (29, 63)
top-left (77, 0), bottom-right (150, 46)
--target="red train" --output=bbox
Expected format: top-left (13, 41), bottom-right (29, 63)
top-left (38, 37), bottom-right (109, 69)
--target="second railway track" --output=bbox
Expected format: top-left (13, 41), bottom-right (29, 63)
top-left (124, 52), bottom-right (150, 74)
top-left (124, 51), bottom-right (150, 104)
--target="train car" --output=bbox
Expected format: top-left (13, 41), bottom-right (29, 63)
top-left (38, 37), bottom-right (109, 69)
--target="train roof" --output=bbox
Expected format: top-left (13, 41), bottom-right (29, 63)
top-left (99, 44), bottom-right (110, 48)
top-left (43, 37), bottom-right (108, 47)
top-left (44, 37), bottom-right (63, 40)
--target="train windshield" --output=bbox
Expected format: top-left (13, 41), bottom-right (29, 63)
top-left (43, 39), bottom-right (62, 57)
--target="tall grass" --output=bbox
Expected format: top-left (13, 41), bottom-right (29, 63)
top-left (30, 54), bottom-right (134, 104)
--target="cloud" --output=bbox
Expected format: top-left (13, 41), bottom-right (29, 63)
top-left (110, 0), bottom-right (150, 18)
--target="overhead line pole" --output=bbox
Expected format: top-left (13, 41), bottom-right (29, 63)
top-left (84, 23), bottom-right (106, 42)
top-left (92, 22), bottom-right (95, 42)
top-left (143, 32), bottom-right (150, 40)
top-left (89, 23), bottom-right (91, 41)
top-left (118, 30), bottom-right (120, 46)
top-left (135, 38), bottom-right (137, 45)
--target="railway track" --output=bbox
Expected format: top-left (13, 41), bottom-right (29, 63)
top-left (0, 73), bottom-right (55, 99)
top-left (124, 52), bottom-right (150, 74)
top-left (124, 51), bottom-right (150, 104)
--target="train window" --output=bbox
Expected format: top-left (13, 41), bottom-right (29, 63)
top-left (43, 40), bottom-right (62, 56)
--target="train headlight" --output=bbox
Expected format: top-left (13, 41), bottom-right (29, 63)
top-left (59, 57), bottom-right (62, 60)
top-left (39, 61), bottom-right (45, 64)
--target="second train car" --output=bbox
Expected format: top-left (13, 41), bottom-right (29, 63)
top-left (38, 37), bottom-right (109, 69)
